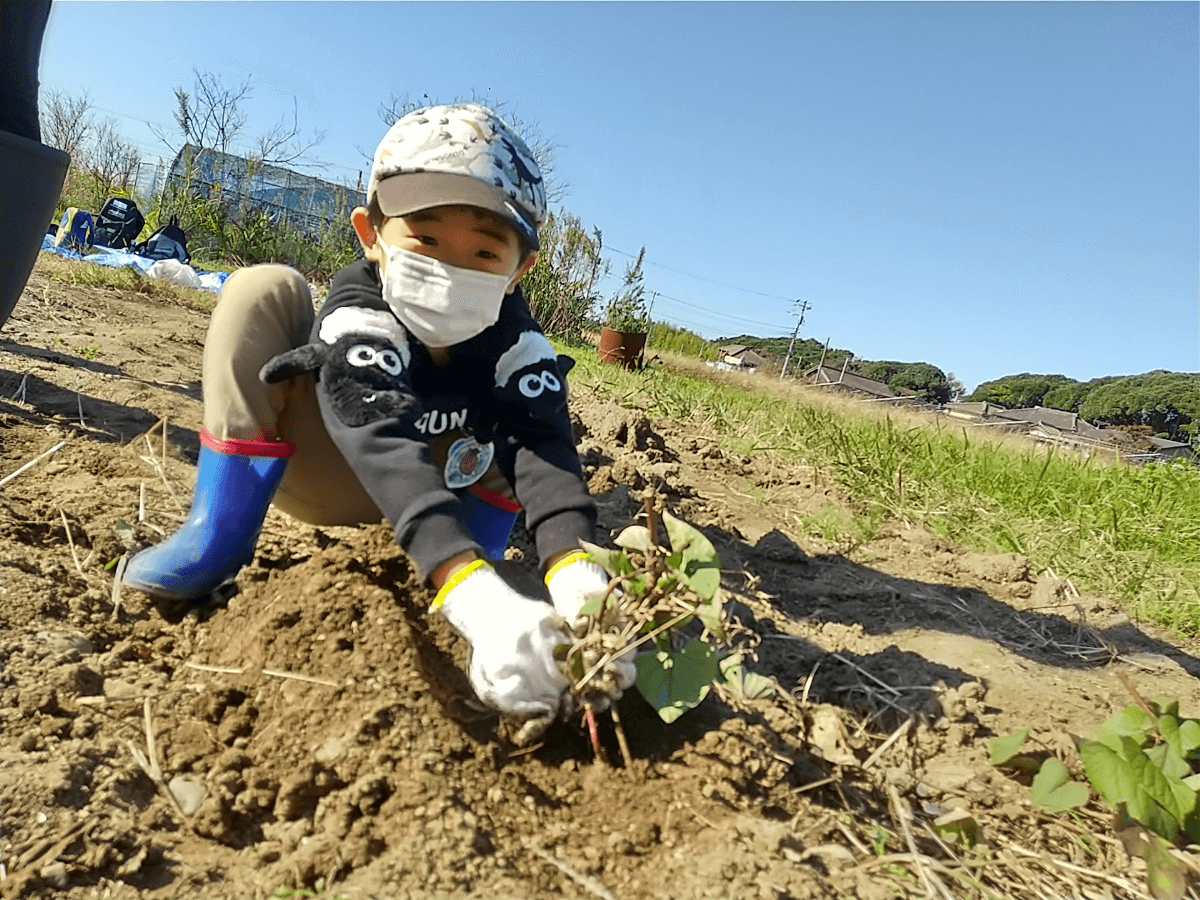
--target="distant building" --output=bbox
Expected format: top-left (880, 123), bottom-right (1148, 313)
top-left (166, 144), bottom-right (364, 237)
top-left (715, 344), bottom-right (770, 373)
top-left (1141, 436), bottom-right (1197, 464)
top-left (940, 402), bottom-right (1198, 464)
top-left (804, 364), bottom-right (915, 401)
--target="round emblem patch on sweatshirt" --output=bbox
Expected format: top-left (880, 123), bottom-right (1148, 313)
top-left (444, 437), bottom-right (493, 489)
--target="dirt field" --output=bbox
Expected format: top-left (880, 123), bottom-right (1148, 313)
top-left (2, 257), bottom-right (1198, 900)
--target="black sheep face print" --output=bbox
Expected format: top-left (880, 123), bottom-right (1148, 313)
top-left (493, 331), bottom-right (565, 411)
top-left (259, 307), bottom-right (420, 427)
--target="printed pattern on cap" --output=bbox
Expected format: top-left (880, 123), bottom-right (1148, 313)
top-left (368, 104), bottom-right (546, 241)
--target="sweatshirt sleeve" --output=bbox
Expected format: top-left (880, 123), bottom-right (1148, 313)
top-left (308, 263), bottom-right (480, 581)
top-left (481, 292), bottom-right (598, 564)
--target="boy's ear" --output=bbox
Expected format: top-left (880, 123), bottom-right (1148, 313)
top-left (506, 251), bottom-right (538, 295)
top-left (351, 207), bottom-right (384, 264)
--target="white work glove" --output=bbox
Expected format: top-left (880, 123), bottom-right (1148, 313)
top-left (544, 551), bottom-right (637, 707)
top-left (434, 560), bottom-right (571, 739)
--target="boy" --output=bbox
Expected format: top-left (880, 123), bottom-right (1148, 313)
top-left (123, 104), bottom-right (632, 736)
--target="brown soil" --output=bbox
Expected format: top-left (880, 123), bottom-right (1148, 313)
top-left (2, 258), bottom-right (1198, 900)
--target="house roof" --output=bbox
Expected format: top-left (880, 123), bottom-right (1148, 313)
top-left (989, 406), bottom-right (1107, 439)
top-left (804, 365), bottom-right (900, 398)
top-left (1148, 436), bottom-right (1193, 450)
top-left (718, 345), bottom-right (769, 369)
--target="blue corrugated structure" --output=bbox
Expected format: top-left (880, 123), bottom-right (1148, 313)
top-left (166, 145), bottom-right (364, 237)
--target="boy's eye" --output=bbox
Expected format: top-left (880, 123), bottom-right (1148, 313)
top-left (417, 235), bottom-right (437, 246)
top-left (476, 249), bottom-right (498, 260)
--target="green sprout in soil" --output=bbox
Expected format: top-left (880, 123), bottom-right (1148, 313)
top-left (991, 674), bottom-right (1200, 900)
top-left (557, 492), bottom-right (744, 765)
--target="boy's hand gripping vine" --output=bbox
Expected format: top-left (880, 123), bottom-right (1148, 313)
top-left (433, 560), bottom-right (572, 742)
top-left (545, 551), bottom-right (638, 710)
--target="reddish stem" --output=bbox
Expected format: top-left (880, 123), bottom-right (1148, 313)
top-left (584, 705), bottom-right (605, 764)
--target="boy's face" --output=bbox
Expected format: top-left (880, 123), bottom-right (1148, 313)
top-left (352, 204), bottom-right (536, 296)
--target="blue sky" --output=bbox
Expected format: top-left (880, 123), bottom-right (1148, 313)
top-left (38, 1), bottom-right (1198, 392)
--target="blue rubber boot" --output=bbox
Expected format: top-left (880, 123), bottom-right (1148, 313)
top-left (123, 429), bottom-right (294, 602)
top-left (459, 485), bottom-right (521, 561)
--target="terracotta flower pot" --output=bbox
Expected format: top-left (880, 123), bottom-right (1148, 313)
top-left (598, 327), bottom-right (647, 371)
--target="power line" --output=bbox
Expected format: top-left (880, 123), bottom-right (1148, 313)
top-left (606, 243), bottom-right (797, 303)
top-left (652, 292), bottom-right (792, 331)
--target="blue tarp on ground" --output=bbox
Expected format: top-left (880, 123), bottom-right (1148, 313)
top-left (40, 234), bottom-right (229, 292)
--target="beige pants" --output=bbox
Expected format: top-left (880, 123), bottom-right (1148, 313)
top-left (203, 264), bottom-right (513, 526)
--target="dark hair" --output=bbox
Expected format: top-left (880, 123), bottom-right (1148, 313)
top-left (367, 196), bottom-right (386, 230)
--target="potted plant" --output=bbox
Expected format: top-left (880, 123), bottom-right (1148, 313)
top-left (599, 246), bottom-right (649, 370)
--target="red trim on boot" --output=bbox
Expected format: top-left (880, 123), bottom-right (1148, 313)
top-left (200, 427), bottom-right (296, 458)
top-left (468, 483), bottom-right (522, 513)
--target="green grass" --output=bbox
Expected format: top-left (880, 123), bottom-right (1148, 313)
top-left (565, 346), bottom-right (1200, 636)
top-left (38, 253), bottom-right (217, 309)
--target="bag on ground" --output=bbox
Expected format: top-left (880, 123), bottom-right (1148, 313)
top-left (93, 197), bottom-right (145, 249)
top-left (133, 216), bottom-right (190, 264)
top-left (54, 207), bottom-right (95, 252)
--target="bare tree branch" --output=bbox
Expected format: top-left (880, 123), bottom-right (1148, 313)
top-left (251, 96), bottom-right (326, 168)
top-left (152, 69), bottom-right (251, 157)
top-left (192, 69), bottom-right (250, 155)
top-left (40, 88), bottom-right (94, 159)
top-left (87, 119), bottom-right (139, 194)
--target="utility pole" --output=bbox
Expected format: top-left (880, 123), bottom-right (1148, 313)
top-left (779, 299), bottom-right (811, 380)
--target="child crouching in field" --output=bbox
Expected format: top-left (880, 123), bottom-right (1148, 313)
top-left (122, 103), bottom-right (633, 737)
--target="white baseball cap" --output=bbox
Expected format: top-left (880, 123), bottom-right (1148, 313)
top-left (367, 103), bottom-right (546, 251)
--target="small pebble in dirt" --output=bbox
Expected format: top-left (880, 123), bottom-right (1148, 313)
top-left (39, 861), bottom-right (68, 889)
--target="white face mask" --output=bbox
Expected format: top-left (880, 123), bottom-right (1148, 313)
top-left (376, 238), bottom-right (512, 348)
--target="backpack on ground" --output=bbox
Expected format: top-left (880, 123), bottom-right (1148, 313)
top-left (133, 216), bottom-right (190, 264)
top-left (93, 197), bottom-right (145, 250)
top-left (54, 207), bottom-right (94, 252)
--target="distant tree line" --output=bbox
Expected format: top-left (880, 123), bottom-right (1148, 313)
top-left (967, 371), bottom-right (1200, 443)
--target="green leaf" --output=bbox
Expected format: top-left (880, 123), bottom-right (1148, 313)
top-left (1178, 720), bottom-right (1200, 755)
top-left (1081, 739), bottom-right (1134, 806)
top-left (619, 572), bottom-right (650, 597)
top-left (653, 572), bottom-right (680, 597)
top-left (718, 653), bottom-right (775, 700)
top-left (1085, 737), bottom-right (1195, 841)
top-left (1145, 742), bottom-right (1191, 782)
top-left (1157, 698), bottom-right (1181, 720)
top-left (1159, 716), bottom-right (1185, 761)
top-left (1099, 710), bottom-right (1156, 748)
top-left (933, 809), bottom-right (979, 848)
top-left (634, 639), bottom-right (718, 724)
top-left (579, 541), bottom-right (630, 578)
top-left (1119, 735), bottom-right (1196, 834)
top-left (989, 729), bottom-right (1031, 767)
top-left (695, 591), bottom-right (727, 641)
top-left (1030, 757), bottom-right (1089, 813)
top-left (662, 510), bottom-right (722, 601)
top-left (614, 525), bottom-right (654, 553)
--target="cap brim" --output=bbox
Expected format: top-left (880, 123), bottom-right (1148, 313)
top-left (375, 172), bottom-right (539, 251)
